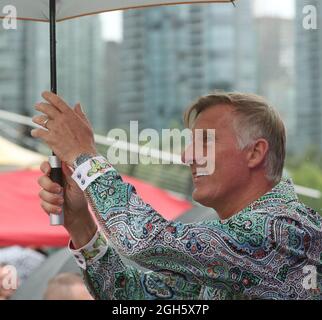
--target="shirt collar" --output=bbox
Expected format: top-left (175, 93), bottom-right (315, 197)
top-left (243, 178), bottom-right (299, 212)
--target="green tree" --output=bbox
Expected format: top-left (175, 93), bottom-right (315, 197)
top-left (286, 151), bottom-right (322, 214)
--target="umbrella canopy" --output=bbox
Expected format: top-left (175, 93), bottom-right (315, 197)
top-left (0, 169), bottom-right (193, 247)
top-left (0, 0), bottom-right (234, 22)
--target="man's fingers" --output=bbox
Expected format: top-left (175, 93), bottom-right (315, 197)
top-left (62, 161), bottom-right (73, 177)
top-left (61, 162), bottom-right (78, 187)
top-left (38, 168), bottom-right (64, 215)
top-left (35, 102), bottom-right (60, 119)
top-left (40, 161), bottom-right (51, 175)
top-left (42, 91), bottom-right (70, 113)
top-left (39, 189), bottom-right (64, 206)
top-left (30, 128), bottom-right (49, 141)
top-left (32, 115), bottom-right (51, 129)
top-left (74, 103), bottom-right (91, 126)
top-left (74, 103), bottom-right (84, 119)
top-left (38, 175), bottom-right (62, 194)
top-left (40, 200), bottom-right (62, 215)
top-left (40, 162), bottom-right (75, 187)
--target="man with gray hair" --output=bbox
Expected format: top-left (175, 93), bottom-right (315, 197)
top-left (32, 91), bottom-right (322, 300)
top-left (43, 273), bottom-right (93, 300)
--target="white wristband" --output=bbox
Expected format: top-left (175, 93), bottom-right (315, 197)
top-left (69, 229), bottom-right (109, 270)
top-left (71, 156), bottom-right (115, 191)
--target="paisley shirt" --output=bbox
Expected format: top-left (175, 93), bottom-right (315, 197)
top-left (69, 155), bottom-right (322, 300)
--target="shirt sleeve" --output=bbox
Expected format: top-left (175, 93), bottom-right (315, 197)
top-left (69, 229), bottom-right (202, 300)
top-left (71, 156), bottom-right (275, 285)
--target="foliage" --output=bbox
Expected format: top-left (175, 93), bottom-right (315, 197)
top-left (286, 149), bottom-right (322, 214)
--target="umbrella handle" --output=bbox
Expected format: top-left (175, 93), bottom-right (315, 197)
top-left (49, 156), bottom-right (64, 226)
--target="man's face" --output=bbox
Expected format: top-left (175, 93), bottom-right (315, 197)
top-left (182, 104), bottom-right (250, 210)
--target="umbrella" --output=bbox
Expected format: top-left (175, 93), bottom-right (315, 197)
top-left (0, 169), bottom-right (193, 247)
top-left (10, 205), bottom-right (216, 300)
top-left (0, 0), bottom-right (235, 226)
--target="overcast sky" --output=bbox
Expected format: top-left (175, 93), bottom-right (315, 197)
top-left (255, 0), bottom-right (295, 18)
top-left (100, 0), bottom-right (295, 42)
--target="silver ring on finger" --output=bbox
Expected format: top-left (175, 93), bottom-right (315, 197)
top-left (43, 118), bottom-right (50, 129)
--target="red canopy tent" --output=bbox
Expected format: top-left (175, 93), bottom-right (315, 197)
top-left (0, 169), bottom-right (192, 247)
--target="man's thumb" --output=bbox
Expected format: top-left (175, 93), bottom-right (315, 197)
top-left (61, 161), bottom-right (74, 182)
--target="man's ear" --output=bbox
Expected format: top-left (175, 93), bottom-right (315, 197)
top-left (247, 139), bottom-right (269, 169)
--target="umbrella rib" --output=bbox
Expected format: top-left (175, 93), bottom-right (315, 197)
top-left (55, 0), bottom-right (234, 22)
top-left (0, 1), bottom-right (236, 22)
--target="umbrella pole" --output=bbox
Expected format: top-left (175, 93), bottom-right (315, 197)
top-left (50, 0), bottom-right (57, 94)
top-left (49, 0), bottom-right (64, 226)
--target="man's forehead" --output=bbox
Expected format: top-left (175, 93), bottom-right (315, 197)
top-left (192, 104), bottom-right (235, 130)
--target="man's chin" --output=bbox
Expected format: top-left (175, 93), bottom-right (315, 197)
top-left (192, 189), bottom-right (212, 207)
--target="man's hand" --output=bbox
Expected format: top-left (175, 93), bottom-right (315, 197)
top-left (38, 160), bottom-right (97, 248)
top-left (31, 91), bottom-right (97, 167)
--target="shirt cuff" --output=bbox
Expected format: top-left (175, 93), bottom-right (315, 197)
top-left (71, 155), bottom-right (115, 191)
top-left (69, 229), bottom-right (109, 270)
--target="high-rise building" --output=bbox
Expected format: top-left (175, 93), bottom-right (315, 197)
top-left (23, 22), bottom-right (50, 115)
top-left (119, 0), bottom-right (256, 130)
top-left (256, 16), bottom-right (296, 148)
top-left (55, 17), bottom-right (106, 134)
top-left (118, 10), bottom-right (146, 130)
top-left (1, 15), bottom-right (112, 140)
top-left (0, 24), bottom-right (25, 115)
top-left (0, 21), bottom-right (31, 141)
top-left (103, 41), bottom-right (122, 133)
top-left (295, 0), bottom-right (322, 151)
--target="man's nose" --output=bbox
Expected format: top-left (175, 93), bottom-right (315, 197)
top-left (181, 143), bottom-right (194, 165)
